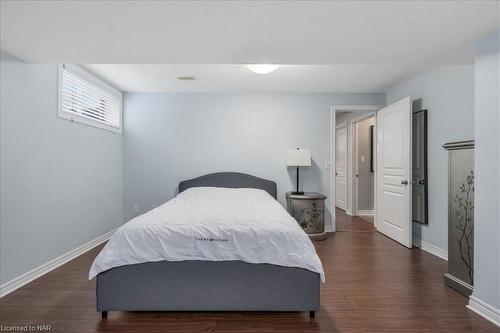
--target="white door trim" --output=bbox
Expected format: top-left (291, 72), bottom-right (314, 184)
top-left (330, 105), bottom-right (382, 232)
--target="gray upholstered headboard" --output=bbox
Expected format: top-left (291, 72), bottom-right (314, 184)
top-left (179, 172), bottom-right (277, 199)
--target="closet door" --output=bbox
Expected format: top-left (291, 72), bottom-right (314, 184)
top-left (335, 124), bottom-right (348, 210)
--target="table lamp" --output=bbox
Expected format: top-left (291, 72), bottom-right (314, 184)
top-left (287, 148), bottom-right (311, 195)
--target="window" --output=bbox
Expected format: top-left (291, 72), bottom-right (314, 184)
top-left (58, 64), bottom-right (122, 133)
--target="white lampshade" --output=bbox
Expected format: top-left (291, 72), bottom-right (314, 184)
top-left (287, 148), bottom-right (311, 167)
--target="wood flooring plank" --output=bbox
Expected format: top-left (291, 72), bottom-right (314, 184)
top-left (0, 210), bottom-right (498, 332)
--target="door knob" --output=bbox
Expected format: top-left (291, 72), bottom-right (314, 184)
top-left (418, 179), bottom-right (425, 185)
top-left (401, 179), bottom-right (409, 185)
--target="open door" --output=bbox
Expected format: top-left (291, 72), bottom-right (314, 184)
top-left (376, 97), bottom-right (412, 248)
top-left (335, 125), bottom-right (348, 211)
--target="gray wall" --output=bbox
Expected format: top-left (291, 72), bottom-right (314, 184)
top-left (0, 52), bottom-right (124, 285)
top-left (123, 93), bottom-right (385, 229)
top-left (472, 31), bottom-right (500, 310)
top-left (385, 65), bottom-right (475, 252)
top-left (335, 111), bottom-right (373, 125)
top-left (356, 116), bottom-right (375, 211)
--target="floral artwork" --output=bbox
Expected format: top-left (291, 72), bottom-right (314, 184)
top-left (454, 170), bottom-right (474, 284)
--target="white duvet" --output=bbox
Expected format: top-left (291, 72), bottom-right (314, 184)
top-left (89, 187), bottom-right (325, 281)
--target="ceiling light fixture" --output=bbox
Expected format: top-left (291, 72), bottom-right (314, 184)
top-left (246, 64), bottom-right (280, 74)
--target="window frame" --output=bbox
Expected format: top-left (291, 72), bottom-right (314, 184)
top-left (58, 64), bottom-right (123, 133)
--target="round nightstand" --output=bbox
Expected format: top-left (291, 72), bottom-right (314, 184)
top-left (285, 192), bottom-right (328, 241)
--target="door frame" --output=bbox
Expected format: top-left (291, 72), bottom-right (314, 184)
top-left (350, 112), bottom-right (376, 217)
top-left (330, 105), bottom-right (382, 232)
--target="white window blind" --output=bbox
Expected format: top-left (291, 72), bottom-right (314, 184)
top-left (58, 64), bottom-right (122, 132)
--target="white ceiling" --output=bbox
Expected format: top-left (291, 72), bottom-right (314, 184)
top-left (84, 64), bottom-right (411, 93)
top-left (2, 0), bottom-right (497, 65)
top-left (1, 1), bottom-right (499, 92)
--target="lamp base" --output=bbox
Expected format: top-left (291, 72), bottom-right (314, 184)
top-left (291, 191), bottom-right (305, 195)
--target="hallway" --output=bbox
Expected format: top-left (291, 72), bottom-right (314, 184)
top-left (335, 208), bottom-right (376, 232)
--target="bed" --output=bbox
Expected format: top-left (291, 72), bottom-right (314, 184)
top-left (91, 172), bottom-right (323, 319)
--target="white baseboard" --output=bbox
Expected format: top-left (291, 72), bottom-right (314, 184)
top-left (467, 295), bottom-right (500, 327)
top-left (325, 223), bottom-right (334, 233)
top-left (412, 238), bottom-right (448, 261)
top-left (0, 229), bottom-right (115, 298)
top-left (345, 209), bottom-right (353, 216)
top-left (357, 210), bottom-right (374, 216)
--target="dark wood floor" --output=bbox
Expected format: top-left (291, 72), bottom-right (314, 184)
top-left (335, 208), bottom-right (376, 232)
top-left (1, 210), bottom-right (498, 332)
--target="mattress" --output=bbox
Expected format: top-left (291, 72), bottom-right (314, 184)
top-left (89, 187), bottom-right (325, 281)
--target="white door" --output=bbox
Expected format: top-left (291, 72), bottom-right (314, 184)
top-left (335, 125), bottom-right (348, 210)
top-left (376, 97), bottom-right (412, 248)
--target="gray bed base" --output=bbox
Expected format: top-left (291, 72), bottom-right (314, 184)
top-left (97, 172), bottom-right (319, 318)
top-left (97, 260), bottom-right (320, 318)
